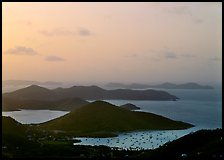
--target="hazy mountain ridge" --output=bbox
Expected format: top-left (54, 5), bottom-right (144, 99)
top-left (3, 85), bottom-right (178, 101)
top-left (106, 82), bottom-right (213, 89)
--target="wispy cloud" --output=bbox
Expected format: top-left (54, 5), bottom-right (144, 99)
top-left (210, 57), bottom-right (221, 61)
top-left (45, 55), bottom-right (65, 62)
top-left (193, 18), bottom-right (204, 24)
top-left (150, 47), bottom-right (198, 60)
top-left (164, 52), bottom-right (177, 59)
top-left (39, 28), bottom-right (76, 36)
top-left (4, 46), bottom-right (38, 55)
top-left (161, 4), bottom-right (204, 24)
top-left (40, 28), bottom-right (91, 37)
top-left (78, 28), bottom-right (91, 36)
top-left (124, 54), bottom-right (138, 58)
top-left (180, 54), bottom-right (196, 58)
top-left (17, 20), bottom-right (32, 26)
top-left (151, 57), bottom-right (161, 62)
top-left (165, 5), bottom-right (192, 16)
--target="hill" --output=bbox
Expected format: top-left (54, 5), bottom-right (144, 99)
top-left (154, 82), bottom-right (213, 89)
top-left (3, 85), bottom-right (58, 101)
top-left (3, 85), bottom-right (178, 101)
top-left (38, 101), bottom-right (193, 137)
top-left (2, 116), bottom-right (25, 133)
top-left (120, 103), bottom-right (140, 110)
top-left (2, 116), bottom-right (39, 154)
top-left (2, 97), bottom-right (89, 111)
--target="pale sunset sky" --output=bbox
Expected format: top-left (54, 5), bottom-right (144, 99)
top-left (2, 2), bottom-right (222, 85)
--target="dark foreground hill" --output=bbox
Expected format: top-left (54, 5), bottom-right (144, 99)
top-left (2, 97), bottom-right (89, 111)
top-left (3, 85), bottom-right (178, 101)
top-left (2, 116), bottom-right (39, 154)
top-left (139, 128), bottom-right (223, 159)
top-left (38, 101), bottom-right (193, 137)
top-left (2, 116), bottom-right (221, 159)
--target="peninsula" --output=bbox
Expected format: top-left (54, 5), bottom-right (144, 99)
top-left (38, 101), bottom-right (193, 137)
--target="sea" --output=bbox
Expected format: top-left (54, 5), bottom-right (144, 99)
top-left (2, 88), bottom-right (222, 150)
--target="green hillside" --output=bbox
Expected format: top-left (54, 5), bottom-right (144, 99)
top-left (39, 101), bottom-right (193, 137)
top-left (2, 116), bottom-right (25, 133)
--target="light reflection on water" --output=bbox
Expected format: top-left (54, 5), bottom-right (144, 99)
top-left (73, 127), bottom-right (201, 150)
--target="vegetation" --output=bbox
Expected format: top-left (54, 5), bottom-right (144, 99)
top-left (38, 101), bottom-right (193, 137)
top-left (139, 128), bottom-right (223, 159)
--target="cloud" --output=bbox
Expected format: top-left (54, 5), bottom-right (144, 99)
top-left (210, 57), bottom-right (220, 61)
top-left (4, 46), bottom-right (38, 55)
top-left (164, 52), bottom-right (177, 59)
top-left (45, 55), bottom-right (65, 61)
top-left (39, 28), bottom-right (76, 36)
top-left (165, 5), bottom-right (192, 16)
top-left (78, 28), bottom-right (91, 36)
top-left (151, 57), bottom-right (161, 61)
top-left (124, 54), bottom-right (138, 58)
top-left (162, 4), bottom-right (205, 24)
top-left (17, 20), bottom-right (32, 26)
top-left (40, 28), bottom-right (91, 37)
top-left (104, 15), bottom-right (112, 21)
top-left (193, 18), bottom-right (204, 24)
top-left (180, 54), bottom-right (196, 58)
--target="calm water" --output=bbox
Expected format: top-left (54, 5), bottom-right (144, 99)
top-left (74, 89), bottom-right (222, 150)
top-left (73, 127), bottom-right (201, 150)
top-left (2, 110), bottom-right (69, 124)
top-left (2, 89), bottom-right (222, 150)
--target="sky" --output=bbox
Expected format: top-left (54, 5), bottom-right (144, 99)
top-left (2, 2), bottom-right (222, 85)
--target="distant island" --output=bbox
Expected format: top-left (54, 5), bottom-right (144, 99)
top-left (2, 97), bottom-right (89, 111)
top-left (3, 97), bottom-right (141, 112)
top-left (120, 103), bottom-right (140, 110)
top-left (105, 82), bottom-right (213, 89)
top-left (38, 101), bottom-right (193, 137)
top-left (3, 85), bottom-right (178, 101)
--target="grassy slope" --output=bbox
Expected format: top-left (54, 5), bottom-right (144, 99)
top-left (39, 101), bottom-right (193, 136)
